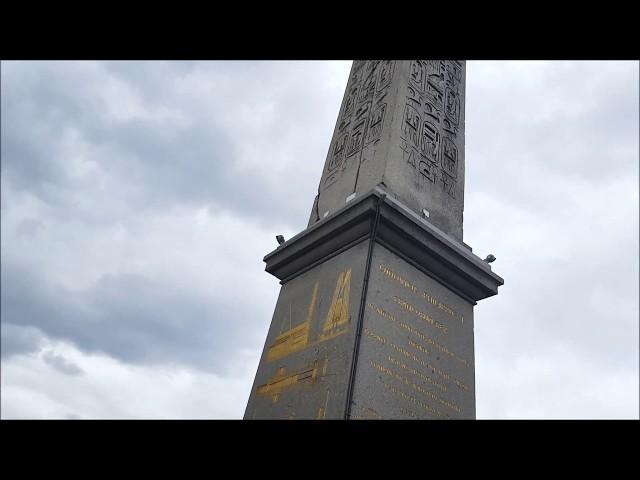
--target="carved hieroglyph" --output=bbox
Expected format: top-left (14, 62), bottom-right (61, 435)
top-left (311, 60), bottom-right (466, 241)
top-left (322, 61), bottom-right (395, 190)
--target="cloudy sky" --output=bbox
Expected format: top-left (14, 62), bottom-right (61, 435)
top-left (1, 60), bottom-right (638, 419)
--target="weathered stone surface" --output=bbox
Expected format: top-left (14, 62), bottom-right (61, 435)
top-left (309, 60), bottom-right (466, 242)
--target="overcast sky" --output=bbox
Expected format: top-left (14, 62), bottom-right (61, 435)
top-left (1, 60), bottom-right (638, 419)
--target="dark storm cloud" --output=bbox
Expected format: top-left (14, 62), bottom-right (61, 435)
top-left (1, 259), bottom-right (260, 375)
top-left (0, 323), bottom-right (45, 358)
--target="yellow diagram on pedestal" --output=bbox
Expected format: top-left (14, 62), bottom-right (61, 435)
top-left (265, 268), bottom-right (352, 363)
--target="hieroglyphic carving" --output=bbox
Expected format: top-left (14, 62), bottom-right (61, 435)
top-left (442, 118), bottom-right (457, 137)
top-left (344, 85), bottom-right (358, 118)
top-left (445, 87), bottom-right (460, 126)
top-left (418, 159), bottom-right (437, 184)
top-left (377, 61), bottom-right (393, 92)
top-left (403, 104), bottom-right (420, 147)
top-left (404, 145), bottom-right (416, 169)
top-left (351, 61), bottom-right (365, 82)
top-left (366, 103), bottom-right (386, 145)
top-left (441, 137), bottom-right (458, 179)
top-left (346, 119), bottom-right (366, 158)
top-left (423, 60), bottom-right (445, 120)
top-left (421, 120), bottom-right (440, 162)
top-left (407, 84), bottom-right (421, 106)
top-left (424, 101), bottom-right (441, 124)
top-left (323, 61), bottom-right (395, 190)
top-left (446, 61), bottom-right (463, 87)
top-left (402, 60), bottom-right (464, 199)
top-left (328, 134), bottom-right (348, 172)
top-left (409, 60), bottom-right (425, 91)
top-left (358, 72), bottom-right (376, 105)
top-left (440, 173), bottom-right (456, 199)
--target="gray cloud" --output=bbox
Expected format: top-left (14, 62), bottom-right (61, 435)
top-left (1, 60), bottom-right (637, 419)
top-left (42, 351), bottom-right (84, 376)
top-left (1, 323), bottom-right (45, 358)
top-left (463, 61), bottom-right (639, 419)
top-left (466, 62), bottom-right (639, 214)
top-left (1, 258), bottom-right (262, 375)
top-left (1, 61), bottom-right (343, 231)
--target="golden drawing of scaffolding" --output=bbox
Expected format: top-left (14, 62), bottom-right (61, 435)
top-left (266, 281), bottom-right (318, 362)
top-left (265, 268), bottom-right (352, 363)
top-left (319, 268), bottom-right (351, 341)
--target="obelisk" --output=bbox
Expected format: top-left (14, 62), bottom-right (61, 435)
top-left (244, 61), bottom-right (503, 419)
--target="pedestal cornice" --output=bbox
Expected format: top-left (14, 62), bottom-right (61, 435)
top-left (265, 186), bottom-right (503, 304)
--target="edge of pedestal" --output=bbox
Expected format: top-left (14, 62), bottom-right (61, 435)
top-left (264, 187), bottom-right (504, 303)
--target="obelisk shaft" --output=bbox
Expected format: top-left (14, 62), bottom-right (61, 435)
top-left (309, 60), bottom-right (466, 242)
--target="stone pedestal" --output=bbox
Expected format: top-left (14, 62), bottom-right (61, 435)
top-left (244, 187), bottom-right (503, 419)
